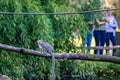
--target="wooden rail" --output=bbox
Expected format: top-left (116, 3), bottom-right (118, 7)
top-left (88, 45), bottom-right (120, 50)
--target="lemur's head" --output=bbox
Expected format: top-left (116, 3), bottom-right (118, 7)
top-left (37, 40), bottom-right (43, 45)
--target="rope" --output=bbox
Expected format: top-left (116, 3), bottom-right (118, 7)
top-left (0, 8), bottom-right (120, 15)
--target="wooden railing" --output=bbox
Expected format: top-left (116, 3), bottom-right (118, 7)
top-left (88, 45), bottom-right (120, 50)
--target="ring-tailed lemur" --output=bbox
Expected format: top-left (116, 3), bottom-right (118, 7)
top-left (37, 40), bottom-right (55, 80)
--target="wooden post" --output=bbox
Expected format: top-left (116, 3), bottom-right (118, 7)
top-left (116, 32), bottom-right (120, 45)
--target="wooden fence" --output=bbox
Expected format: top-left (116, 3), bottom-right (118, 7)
top-left (116, 32), bottom-right (120, 45)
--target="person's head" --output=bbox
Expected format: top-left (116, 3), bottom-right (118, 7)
top-left (106, 8), bottom-right (112, 16)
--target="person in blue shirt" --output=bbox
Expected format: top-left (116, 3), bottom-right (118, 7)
top-left (82, 1), bottom-right (94, 53)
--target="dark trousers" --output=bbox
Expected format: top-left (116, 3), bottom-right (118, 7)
top-left (106, 32), bottom-right (117, 56)
top-left (94, 30), bottom-right (106, 55)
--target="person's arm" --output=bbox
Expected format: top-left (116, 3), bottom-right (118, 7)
top-left (88, 21), bottom-right (94, 24)
top-left (108, 16), bottom-right (118, 29)
top-left (96, 19), bottom-right (105, 25)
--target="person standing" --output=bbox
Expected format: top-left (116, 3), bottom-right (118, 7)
top-left (93, 12), bottom-right (106, 55)
top-left (105, 9), bottom-right (118, 56)
top-left (82, 1), bottom-right (94, 53)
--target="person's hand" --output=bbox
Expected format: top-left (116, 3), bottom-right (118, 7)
top-left (96, 19), bottom-right (99, 23)
top-left (105, 16), bottom-right (110, 23)
top-left (88, 22), bottom-right (93, 24)
top-left (94, 19), bottom-right (99, 27)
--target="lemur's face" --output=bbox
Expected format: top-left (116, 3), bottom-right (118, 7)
top-left (38, 40), bottom-right (43, 45)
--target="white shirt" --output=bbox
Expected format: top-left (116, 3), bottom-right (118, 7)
top-left (105, 15), bottom-right (118, 36)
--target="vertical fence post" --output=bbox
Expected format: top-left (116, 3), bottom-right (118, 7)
top-left (116, 32), bottom-right (120, 45)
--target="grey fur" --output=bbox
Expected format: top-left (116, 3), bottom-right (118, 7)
top-left (37, 40), bottom-right (55, 80)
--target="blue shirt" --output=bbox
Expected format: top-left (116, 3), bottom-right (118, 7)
top-left (83, 13), bottom-right (94, 30)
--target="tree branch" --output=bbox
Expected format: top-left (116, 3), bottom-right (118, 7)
top-left (0, 43), bottom-right (120, 64)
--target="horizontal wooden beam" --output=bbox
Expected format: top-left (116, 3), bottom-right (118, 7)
top-left (0, 43), bottom-right (120, 64)
top-left (88, 45), bottom-right (120, 50)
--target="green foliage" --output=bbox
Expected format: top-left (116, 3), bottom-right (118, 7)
top-left (42, 0), bottom-right (88, 53)
top-left (0, 51), bottom-right (24, 79)
top-left (0, 0), bottom-right (120, 80)
top-left (0, 0), bottom-right (54, 79)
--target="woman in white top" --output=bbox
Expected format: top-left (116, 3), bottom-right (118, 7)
top-left (105, 9), bottom-right (118, 56)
